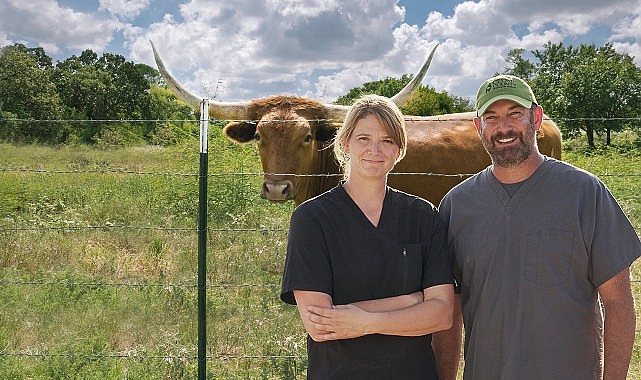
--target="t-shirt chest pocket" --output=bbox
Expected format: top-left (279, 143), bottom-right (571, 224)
top-left (525, 229), bottom-right (575, 288)
top-left (393, 244), bottom-right (423, 295)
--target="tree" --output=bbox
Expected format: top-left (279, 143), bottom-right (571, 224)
top-left (506, 43), bottom-right (641, 147)
top-left (401, 85), bottom-right (472, 116)
top-left (0, 43), bottom-right (201, 145)
top-left (335, 75), bottom-right (412, 105)
top-left (509, 42), bottom-right (641, 147)
top-left (52, 50), bottom-right (157, 143)
top-left (147, 84), bottom-right (197, 145)
top-left (335, 75), bottom-right (473, 115)
top-left (505, 48), bottom-right (535, 80)
top-left (0, 43), bottom-right (62, 141)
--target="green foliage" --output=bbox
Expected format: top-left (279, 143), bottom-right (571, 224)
top-left (505, 43), bottom-right (641, 148)
top-left (147, 85), bottom-right (198, 146)
top-left (0, 44), bottom-right (62, 141)
top-left (505, 48), bottom-right (536, 79)
top-left (52, 51), bottom-right (153, 122)
top-left (51, 50), bottom-right (159, 144)
top-left (335, 75), bottom-right (473, 115)
top-left (335, 75), bottom-right (413, 105)
top-left (0, 140), bottom-right (639, 378)
top-left (401, 86), bottom-right (472, 116)
top-left (0, 44), bottom-right (197, 145)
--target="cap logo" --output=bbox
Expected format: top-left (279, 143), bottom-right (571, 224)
top-left (486, 78), bottom-right (518, 94)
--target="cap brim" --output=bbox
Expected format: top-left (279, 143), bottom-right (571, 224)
top-left (477, 95), bottom-right (533, 116)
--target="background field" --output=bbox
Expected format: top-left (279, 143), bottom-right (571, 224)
top-left (0, 130), bottom-right (640, 379)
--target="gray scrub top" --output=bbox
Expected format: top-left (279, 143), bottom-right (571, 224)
top-left (440, 157), bottom-right (641, 379)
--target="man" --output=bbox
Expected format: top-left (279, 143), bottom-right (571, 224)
top-left (437, 75), bottom-right (641, 379)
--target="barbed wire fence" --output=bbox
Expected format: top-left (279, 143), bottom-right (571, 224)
top-left (0, 116), bottom-right (640, 373)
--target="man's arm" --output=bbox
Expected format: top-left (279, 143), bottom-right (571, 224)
top-left (304, 284), bottom-right (454, 341)
top-left (432, 293), bottom-right (463, 380)
top-left (598, 267), bottom-right (636, 380)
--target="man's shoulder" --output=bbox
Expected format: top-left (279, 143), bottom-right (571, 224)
top-left (542, 157), bottom-right (601, 185)
top-left (447, 169), bottom-right (487, 196)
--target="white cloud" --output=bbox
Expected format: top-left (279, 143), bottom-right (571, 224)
top-left (610, 3), bottom-right (641, 59)
top-left (0, 0), bottom-right (119, 53)
top-left (409, 0), bottom-right (641, 99)
top-left (99, 0), bottom-right (151, 19)
top-left (0, 0), bottom-right (638, 103)
top-left (519, 29), bottom-right (564, 50)
top-left (0, 31), bottom-right (10, 48)
top-left (135, 0), bottom-right (414, 101)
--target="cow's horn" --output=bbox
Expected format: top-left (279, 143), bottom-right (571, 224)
top-left (150, 40), bottom-right (251, 120)
top-left (151, 41), bottom-right (437, 122)
top-left (321, 104), bottom-right (352, 123)
top-left (321, 43), bottom-right (439, 122)
top-left (390, 43), bottom-right (438, 106)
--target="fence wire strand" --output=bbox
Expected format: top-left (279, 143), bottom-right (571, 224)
top-left (0, 225), bottom-right (286, 232)
top-left (2, 116), bottom-right (641, 123)
top-left (0, 352), bottom-right (304, 361)
top-left (0, 279), bottom-right (280, 289)
top-left (2, 167), bottom-right (641, 178)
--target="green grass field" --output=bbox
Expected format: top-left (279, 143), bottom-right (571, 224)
top-left (0, 134), bottom-right (639, 379)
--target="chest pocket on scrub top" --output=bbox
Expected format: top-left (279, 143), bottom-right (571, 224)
top-left (525, 229), bottom-right (574, 288)
top-left (394, 244), bottom-right (423, 295)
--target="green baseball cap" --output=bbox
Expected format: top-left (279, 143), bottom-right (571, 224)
top-left (475, 74), bottom-right (537, 116)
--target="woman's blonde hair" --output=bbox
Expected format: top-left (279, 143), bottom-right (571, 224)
top-left (333, 94), bottom-right (407, 177)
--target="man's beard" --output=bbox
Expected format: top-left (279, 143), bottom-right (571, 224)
top-left (482, 122), bottom-right (537, 168)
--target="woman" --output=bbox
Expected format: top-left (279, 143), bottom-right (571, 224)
top-left (280, 94), bottom-right (454, 379)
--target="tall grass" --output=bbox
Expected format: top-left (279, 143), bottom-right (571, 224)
top-left (0, 133), bottom-right (639, 379)
top-left (0, 135), bottom-right (301, 379)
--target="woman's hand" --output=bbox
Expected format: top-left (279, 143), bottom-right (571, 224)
top-left (305, 304), bottom-right (372, 341)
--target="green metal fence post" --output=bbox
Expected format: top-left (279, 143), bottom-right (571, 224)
top-left (198, 99), bottom-right (209, 379)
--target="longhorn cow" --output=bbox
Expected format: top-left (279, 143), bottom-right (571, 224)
top-left (150, 41), bottom-right (562, 206)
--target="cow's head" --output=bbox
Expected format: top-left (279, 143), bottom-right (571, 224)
top-left (150, 40), bottom-right (437, 203)
top-left (222, 96), bottom-right (341, 202)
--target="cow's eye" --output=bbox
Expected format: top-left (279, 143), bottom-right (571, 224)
top-left (304, 134), bottom-right (313, 143)
top-left (254, 133), bottom-right (260, 141)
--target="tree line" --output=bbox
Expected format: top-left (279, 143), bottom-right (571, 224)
top-left (0, 43), bottom-right (472, 146)
top-left (0, 43), bottom-right (195, 145)
top-left (1, 42), bottom-right (640, 147)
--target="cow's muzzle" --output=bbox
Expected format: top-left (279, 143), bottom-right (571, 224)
top-left (261, 180), bottom-right (295, 202)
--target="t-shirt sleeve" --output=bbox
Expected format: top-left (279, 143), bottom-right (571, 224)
top-left (588, 180), bottom-right (641, 287)
top-left (280, 205), bottom-right (333, 305)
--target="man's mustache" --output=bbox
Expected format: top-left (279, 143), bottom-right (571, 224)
top-left (492, 131), bottom-right (521, 143)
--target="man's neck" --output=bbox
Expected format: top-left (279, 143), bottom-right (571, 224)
top-left (492, 153), bottom-right (545, 184)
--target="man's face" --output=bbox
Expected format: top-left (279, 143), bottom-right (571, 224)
top-left (475, 99), bottom-right (538, 168)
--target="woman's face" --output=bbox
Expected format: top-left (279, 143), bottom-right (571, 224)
top-left (343, 113), bottom-right (400, 180)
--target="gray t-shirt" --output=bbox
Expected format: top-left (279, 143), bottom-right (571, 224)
top-left (439, 157), bottom-right (641, 379)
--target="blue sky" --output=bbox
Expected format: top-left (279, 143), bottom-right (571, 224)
top-left (1, 0), bottom-right (640, 102)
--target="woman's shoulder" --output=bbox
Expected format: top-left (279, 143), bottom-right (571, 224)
top-left (387, 186), bottom-right (437, 211)
top-left (294, 185), bottom-right (346, 214)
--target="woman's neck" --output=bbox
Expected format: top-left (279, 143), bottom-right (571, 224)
top-left (343, 177), bottom-right (387, 226)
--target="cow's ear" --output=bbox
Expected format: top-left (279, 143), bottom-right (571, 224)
top-left (223, 121), bottom-right (258, 144)
top-left (316, 122), bottom-right (340, 143)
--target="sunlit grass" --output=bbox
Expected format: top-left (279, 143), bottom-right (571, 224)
top-left (0, 135), bottom-right (639, 379)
